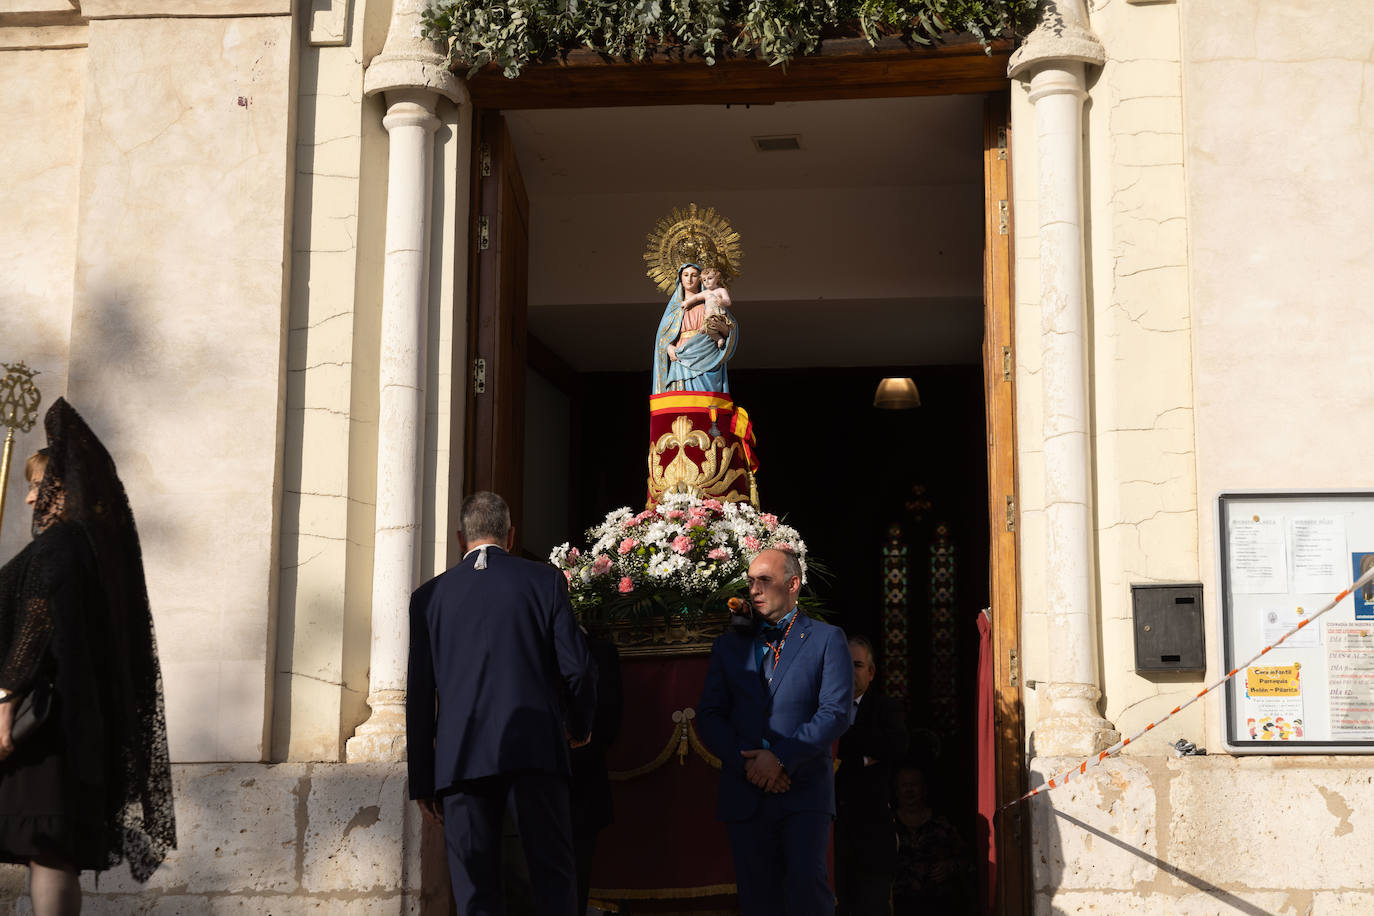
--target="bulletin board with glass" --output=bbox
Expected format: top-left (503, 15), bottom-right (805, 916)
top-left (1219, 491), bottom-right (1374, 753)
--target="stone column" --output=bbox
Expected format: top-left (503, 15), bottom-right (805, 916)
top-left (1009, 1), bottom-right (1119, 758)
top-left (347, 1), bottom-right (463, 763)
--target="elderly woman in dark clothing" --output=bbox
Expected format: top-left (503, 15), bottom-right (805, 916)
top-left (0, 399), bottom-right (175, 914)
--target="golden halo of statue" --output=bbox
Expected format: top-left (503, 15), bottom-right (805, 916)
top-left (643, 203), bottom-right (744, 294)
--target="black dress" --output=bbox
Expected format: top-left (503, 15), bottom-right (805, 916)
top-left (0, 398), bottom-right (176, 880)
top-left (0, 525), bottom-right (109, 869)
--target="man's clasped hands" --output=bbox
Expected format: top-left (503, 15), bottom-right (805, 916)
top-left (741, 747), bottom-right (790, 793)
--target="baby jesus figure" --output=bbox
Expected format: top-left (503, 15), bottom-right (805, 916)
top-left (682, 266), bottom-right (733, 348)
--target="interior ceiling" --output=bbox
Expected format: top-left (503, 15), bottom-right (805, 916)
top-left (507, 95), bottom-right (987, 373)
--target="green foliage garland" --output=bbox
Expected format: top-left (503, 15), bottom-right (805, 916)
top-left (421, 0), bottom-right (1036, 78)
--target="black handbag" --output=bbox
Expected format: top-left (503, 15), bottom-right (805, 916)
top-left (10, 681), bottom-right (54, 744)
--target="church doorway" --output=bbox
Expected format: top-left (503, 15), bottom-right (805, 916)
top-left (461, 53), bottom-right (1024, 913)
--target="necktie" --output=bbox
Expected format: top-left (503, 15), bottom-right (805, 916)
top-left (849, 699), bottom-right (859, 725)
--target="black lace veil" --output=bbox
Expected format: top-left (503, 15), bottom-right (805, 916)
top-left (21, 398), bottom-right (175, 879)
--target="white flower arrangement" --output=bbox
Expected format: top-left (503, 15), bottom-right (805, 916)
top-left (549, 492), bottom-right (814, 621)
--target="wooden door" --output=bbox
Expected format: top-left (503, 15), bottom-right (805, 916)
top-left (982, 93), bottom-right (1028, 914)
top-left (466, 111), bottom-right (530, 550)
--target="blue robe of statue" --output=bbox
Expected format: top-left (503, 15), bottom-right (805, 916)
top-left (652, 262), bottom-right (739, 395)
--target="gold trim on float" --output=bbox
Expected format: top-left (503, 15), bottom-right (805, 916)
top-left (608, 707), bottom-right (722, 781)
top-left (605, 611), bottom-right (729, 657)
top-left (647, 414), bottom-right (747, 504)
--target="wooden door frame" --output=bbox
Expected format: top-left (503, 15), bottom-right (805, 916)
top-left (462, 44), bottom-right (1028, 913)
top-left (982, 93), bottom-right (1027, 915)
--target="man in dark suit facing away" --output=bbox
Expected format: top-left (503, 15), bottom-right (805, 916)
top-left (835, 635), bottom-right (909, 916)
top-left (698, 547), bottom-right (853, 916)
top-left (406, 490), bottom-right (597, 915)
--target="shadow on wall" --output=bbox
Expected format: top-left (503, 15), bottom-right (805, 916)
top-left (1034, 799), bottom-right (1276, 916)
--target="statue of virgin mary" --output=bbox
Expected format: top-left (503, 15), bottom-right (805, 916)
top-left (651, 262), bottom-right (738, 395)
top-left (644, 204), bottom-right (744, 396)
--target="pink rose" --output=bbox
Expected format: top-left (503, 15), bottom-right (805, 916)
top-left (743, 535), bottom-right (762, 551)
top-left (685, 517), bottom-right (706, 529)
top-left (618, 537), bottom-right (639, 555)
top-left (703, 499), bottom-right (724, 511)
top-left (671, 535), bottom-right (693, 555)
top-left (708, 547), bottom-right (730, 560)
top-left (618, 576), bottom-right (634, 594)
top-left (591, 554), bottom-right (613, 576)
top-left (568, 547), bottom-right (581, 561)
top-left (760, 513), bottom-right (779, 531)
top-left (665, 509), bottom-right (685, 520)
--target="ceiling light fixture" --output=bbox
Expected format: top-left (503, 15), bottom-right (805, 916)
top-left (874, 377), bottom-right (920, 410)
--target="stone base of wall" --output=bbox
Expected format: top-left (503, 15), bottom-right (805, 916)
top-left (1031, 755), bottom-right (1374, 914)
top-left (0, 763), bottom-right (431, 914)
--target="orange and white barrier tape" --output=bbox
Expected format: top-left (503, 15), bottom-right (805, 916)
top-left (1003, 562), bottom-right (1374, 810)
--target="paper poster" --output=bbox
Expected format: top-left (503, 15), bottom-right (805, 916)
top-left (1261, 605), bottom-right (1321, 649)
top-left (1230, 516), bottom-right (1288, 594)
top-left (1289, 516), bottom-right (1347, 594)
top-left (1352, 552), bottom-right (1374, 621)
top-left (1244, 663), bottom-right (1305, 740)
top-left (1327, 624), bottom-right (1374, 740)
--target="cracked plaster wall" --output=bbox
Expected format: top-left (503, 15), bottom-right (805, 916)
top-left (276, 0), bottom-right (473, 761)
top-left (1014, 0), bottom-right (1203, 758)
top-left (1022, 0), bottom-right (1374, 911)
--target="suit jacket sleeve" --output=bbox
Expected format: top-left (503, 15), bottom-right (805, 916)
top-left (405, 583), bottom-right (437, 799)
top-left (768, 626), bottom-right (854, 773)
top-left (552, 574), bottom-right (598, 741)
top-left (697, 643), bottom-right (749, 777)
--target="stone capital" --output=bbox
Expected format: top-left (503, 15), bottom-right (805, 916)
top-left (363, 0), bottom-right (465, 105)
top-left (1008, 0), bottom-right (1106, 81)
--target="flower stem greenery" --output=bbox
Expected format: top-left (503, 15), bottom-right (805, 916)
top-left (422, 0), bottom-right (1035, 77)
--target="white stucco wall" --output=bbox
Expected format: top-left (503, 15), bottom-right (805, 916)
top-left (275, 0), bottom-right (471, 762)
top-left (65, 13), bottom-right (296, 763)
top-left (1184, 0), bottom-right (1374, 742)
top-left (0, 44), bottom-right (85, 551)
top-left (1014, 0), bottom-right (1203, 756)
top-left (1020, 0), bottom-right (1374, 911)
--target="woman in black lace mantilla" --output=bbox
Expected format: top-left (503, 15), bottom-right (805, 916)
top-left (0, 398), bottom-right (175, 912)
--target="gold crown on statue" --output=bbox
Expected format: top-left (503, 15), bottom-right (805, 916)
top-left (644, 203), bottom-right (744, 294)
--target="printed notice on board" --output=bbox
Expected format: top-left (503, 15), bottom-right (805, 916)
top-left (1289, 517), bottom-right (1347, 594)
top-left (1327, 624), bottom-right (1374, 739)
top-left (1230, 516), bottom-right (1288, 594)
top-left (1244, 663), bottom-right (1305, 740)
top-left (1261, 606), bottom-right (1321, 649)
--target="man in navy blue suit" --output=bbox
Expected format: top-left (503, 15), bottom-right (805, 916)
top-left (406, 491), bottom-right (597, 915)
top-left (698, 547), bottom-right (853, 916)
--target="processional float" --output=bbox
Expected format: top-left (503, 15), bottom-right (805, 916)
top-left (550, 206), bottom-right (819, 909)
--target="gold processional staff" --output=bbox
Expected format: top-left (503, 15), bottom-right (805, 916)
top-left (0, 362), bottom-right (43, 536)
